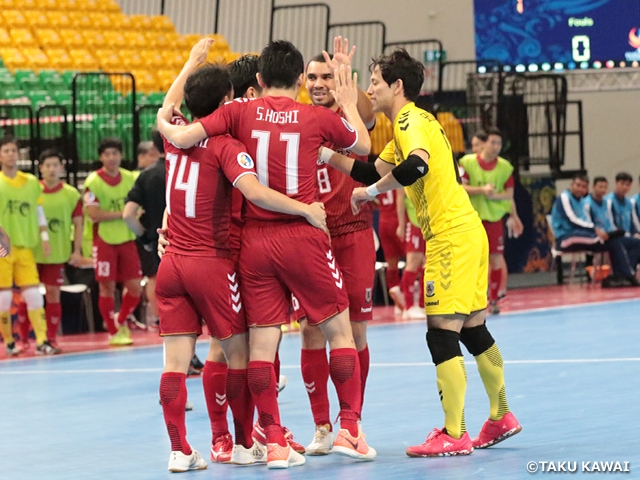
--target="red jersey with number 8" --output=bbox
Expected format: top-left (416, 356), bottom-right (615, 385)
top-left (162, 113), bottom-right (257, 257)
top-left (198, 96), bottom-right (358, 222)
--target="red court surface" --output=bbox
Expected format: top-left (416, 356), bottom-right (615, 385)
top-left (2, 284), bottom-right (639, 361)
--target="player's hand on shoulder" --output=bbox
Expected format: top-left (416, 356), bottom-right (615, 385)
top-left (157, 104), bottom-right (175, 126)
top-left (351, 187), bottom-right (375, 215)
top-left (331, 65), bottom-right (358, 110)
top-left (157, 228), bottom-right (170, 257)
top-left (304, 202), bottom-right (328, 234)
top-left (188, 38), bottom-right (214, 65)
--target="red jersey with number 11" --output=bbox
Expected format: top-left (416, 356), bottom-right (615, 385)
top-left (199, 96), bottom-right (358, 222)
top-left (162, 113), bottom-right (257, 257)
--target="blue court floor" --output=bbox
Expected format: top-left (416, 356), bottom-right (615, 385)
top-left (1, 299), bottom-right (639, 480)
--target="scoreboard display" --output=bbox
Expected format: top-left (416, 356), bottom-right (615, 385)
top-left (474, 0), bottom-right (640, 71)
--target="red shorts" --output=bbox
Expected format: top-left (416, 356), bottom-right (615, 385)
top-left (292, 228), bottom-right (376, 322)
top-left (482, 220), bottom-right (504, 254)
top-left (156, 253), bottom-right (247, 339)
top-left (378, 217), bottom-right (405, 260)
top-left (240, 220), bottom-right (349, 328)
top-left (37, 263), bottom-right (65, 287)
top-left (92, 238), bottom-right (142, 282)
top-left (405, 222), bottom-right (425, 253)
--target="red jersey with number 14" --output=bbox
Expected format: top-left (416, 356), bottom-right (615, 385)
top-left (198, 96), bottom-right (358, 222)
top-left (162, 113), bottom-right (257, 257)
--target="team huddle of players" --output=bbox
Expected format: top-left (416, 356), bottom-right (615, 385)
top-left (0, 35), bottom-right (523, 472)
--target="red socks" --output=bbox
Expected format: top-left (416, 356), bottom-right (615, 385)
top-left (358, 346), bottom-right (370, 415)
top-left (274, 352), bottom-right (281, 394)
top-left (45, 302), bottom-right (61, 343)
top-left (329, 348), bottom-right (361, 437)
top-left (116, 293), bottom-right (140, 327)
top-left (226, 369), bottom-right (254, 449)
top-left (489, 268), bottom-right (502, 302)
top-left (300, 348), bottom-right (331, 427)
top-left (98, 296), bottom-right (117, 335)
top-left (247, 360), bottom-right (286, 446)
top-left (202, 361), bottom-right (229, 442)
top-left (386, 267), bottom-right (400, 290)
top-left (400, 270), bottom-right (417, 308)
top-left (18, 302), bottom-right (30, 342)
top-left (160, 372), bottom-right (192, 455)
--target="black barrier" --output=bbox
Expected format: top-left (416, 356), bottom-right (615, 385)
top-left (326, 21), bottom-right (386, 82)
top-left (35, 104), bottom-right (73, 183)
top-left (270, 3), bottom-right (330, 63)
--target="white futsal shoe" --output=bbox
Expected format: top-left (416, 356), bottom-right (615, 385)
top-left (306, 424), bottom-right (334, 455)
top-left (230, 442), bottom-right (267, 465)
top-left (167, 449), bottom-right (207, 472)
top-left (403, 305), bottom-right (427, 320)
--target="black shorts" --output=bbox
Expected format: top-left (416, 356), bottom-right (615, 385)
top-left (136, 239), bottom-right (160, 277)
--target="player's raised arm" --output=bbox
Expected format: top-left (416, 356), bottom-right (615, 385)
top-left (331, 65), bottom-right (371, 155)
top-left (163, 38), bottom-right (214, 112)
top-left (235, 175), bottom-right (328, 233)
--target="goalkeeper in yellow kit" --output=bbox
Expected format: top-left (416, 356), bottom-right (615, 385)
top-left (323, 49), bottom-right (521, 457)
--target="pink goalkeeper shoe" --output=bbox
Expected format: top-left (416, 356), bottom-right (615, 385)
top-left (406, 428), bottom-right (474, 457)
top-left (472, 412), bottom-right (522, 449)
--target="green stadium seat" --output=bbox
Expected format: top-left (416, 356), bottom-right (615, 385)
top-left (0, 67), bottom-right (12, 78)
top-left (13, 69), bottom-right (38, 83)
top-left (18, 76), bottom-right (42, 92)
top-left (39, 70), bottom-right (62, 83)
top-left (28, 89), bottom-right (53, 106)
top-left (1, 89), bottom-right (27, 101)
top-left (0, 76), bottom-right (18, 91)
top-left (75, 122), bottom-right (97, 163)
top-left (62, 70), bottom-right (77, 87)
top-left (147, 92), bottom-right (165, 105)
top-left (132, 92), bottom-right (149, 105)
top-left (44, 78), bottom-right (66, 93)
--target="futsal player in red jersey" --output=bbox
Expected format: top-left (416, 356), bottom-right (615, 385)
top-left (296, 37), bottom-right (377, 455)
top-left (157, 39), bottom-right (327, 472)
top-left (376, 189), bottom-right (406, 312)
top-left (158, 40), bottom-right (376, 468)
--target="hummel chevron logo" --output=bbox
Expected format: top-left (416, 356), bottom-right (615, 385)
top-left (331, 270), bottom-right (340, 280)
top-left (335, 278), bottom-right (343, 288)
top-left (232, 302), bottom-right (242, 313)
top-left (305, 381), bottom-right (316, 393)
top-left (227, 272), bottom-right (236, 282)
top-left (328, 258), bottom-right (336, 270)
top-left (231, 292), bottom-right (241, 303)
top-left (229, 282), bottom-right (239, 293)
top-left (215, 393), bottom-right (227, 405)
top-left (326, 250), bottom-right (333, 260)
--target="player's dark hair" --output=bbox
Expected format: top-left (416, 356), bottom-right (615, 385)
top-left (593, 176), bottom-right (607, 186)
top-left (150, 128), bottom-right (165, 154)
top-left (615, 172), bottom-right (632, 183)
top-left (307, 53), bottom-right (326, 68)
top-left (486, 126), bottom-right (503, 139)
top-left (98, 137), bottom-right (123, 155)
top-left (0, 136), bottom-right (18, 149)
top-left (258, 40), bottom-right (304, 89)
top-left (184, 64), bottom-right (232, 119)
top-left (39, 148), bottom-right (63, 164)
top-left (229, 54), bottom-right (262, 99)
top-left (370, 48), bottom-right (424, 102)
top-left (473, 130), bottom-right (488, 142)
top-left (572, 173), bottom-right (589, 183)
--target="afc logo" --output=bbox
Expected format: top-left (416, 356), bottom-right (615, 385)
top-left (4, 200), bottom-right (31, 217)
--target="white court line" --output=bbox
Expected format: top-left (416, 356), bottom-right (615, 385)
top-left (2, 357), bottom-right (640, 375)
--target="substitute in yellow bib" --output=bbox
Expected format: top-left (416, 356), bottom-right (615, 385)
top-left (323, 49), bottom-right (521, 458)
top-left (0, 136), bottom-right (60, 356)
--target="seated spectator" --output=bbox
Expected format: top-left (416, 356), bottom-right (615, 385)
top-left (551, 174), bottom-right (638, 287)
